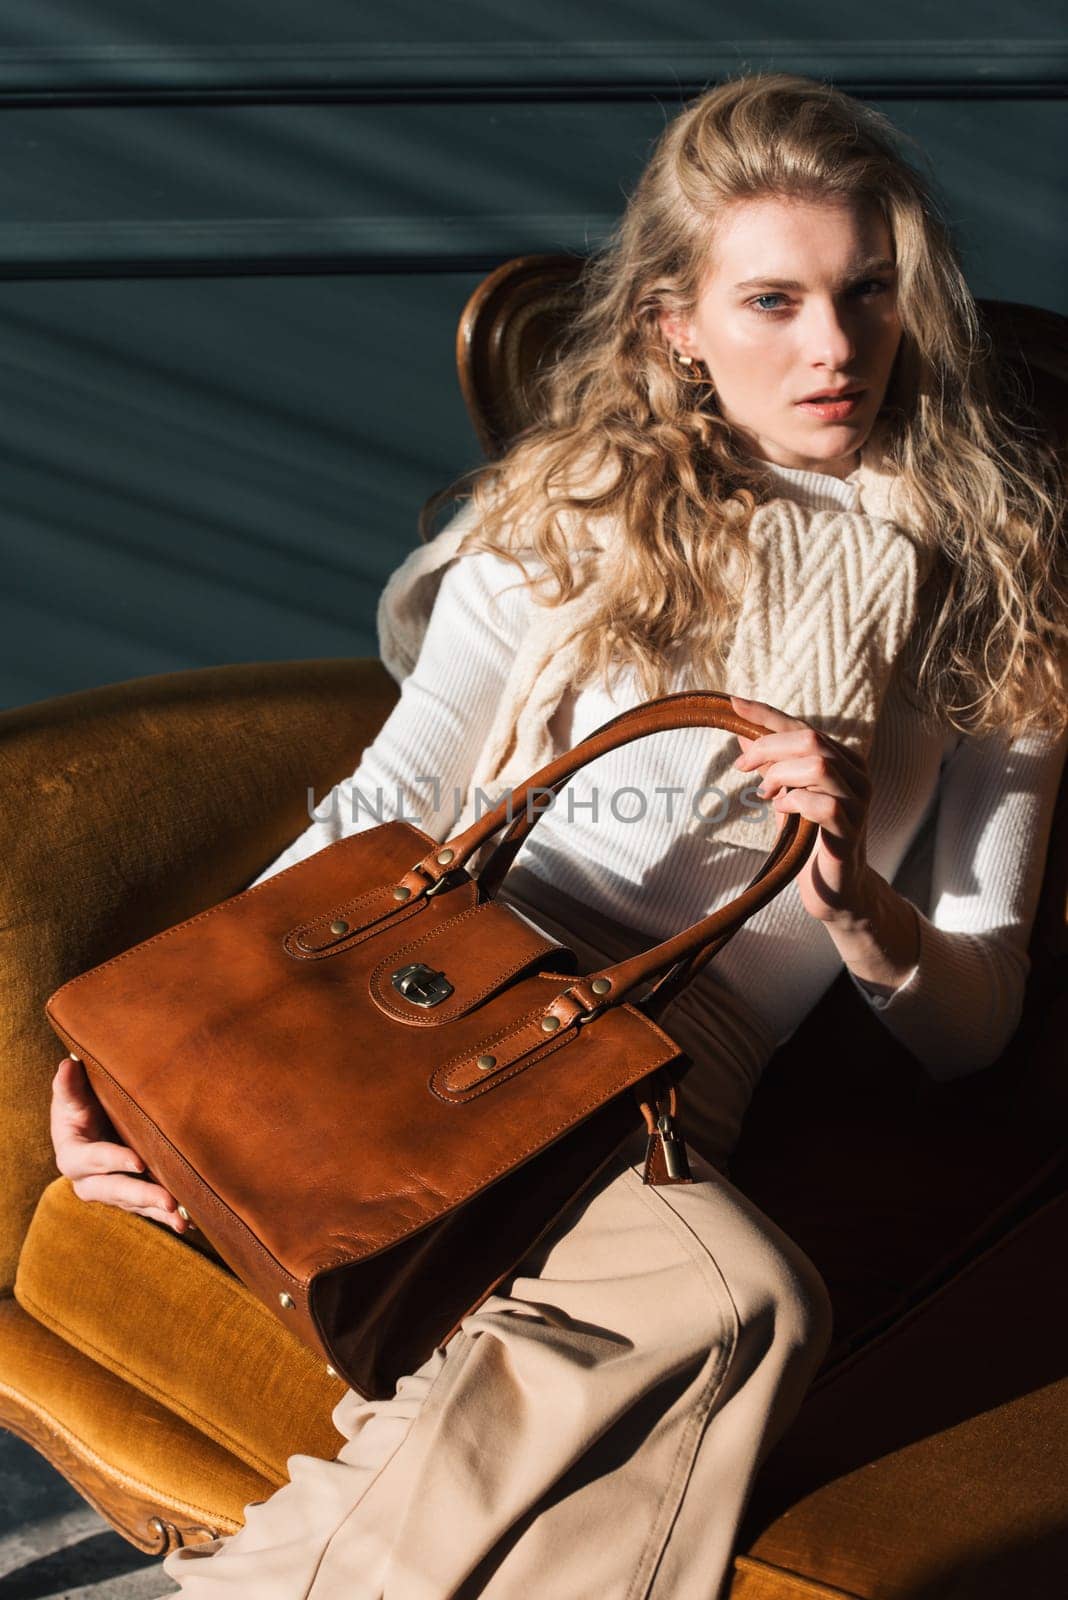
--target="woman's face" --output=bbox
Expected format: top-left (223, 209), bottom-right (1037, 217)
top-left (658, 194), bottom-right (902, 478)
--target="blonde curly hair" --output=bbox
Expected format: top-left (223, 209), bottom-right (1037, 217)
top-left (421, 71), bottom-right (1067, 741)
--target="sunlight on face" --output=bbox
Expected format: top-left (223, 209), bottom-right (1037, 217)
top-left (659, 195), bottom-right (902, 478)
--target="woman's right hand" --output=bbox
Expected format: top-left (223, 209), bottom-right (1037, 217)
top-left (50, 1056), bottom-right (188, 1233)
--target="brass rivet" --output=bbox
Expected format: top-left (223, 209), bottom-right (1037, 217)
top-left (279, 1292), bottom-right (295, 1310)
top-left (329, 918), bottom-right (349, 936)
top-left (177, 1205), bottom-right (191, 1222)
top-left (540, 1015), bottom-right (561, 1033)
top-left (476, 1054), bottom-right (497, 1071)
top-left (326, 1364), bottom-right (339, 1378)
top-left (591, 977), bottom-right (611, 995)
top-left (436, 848), bottom-right (455, 865)
top-left (392, 885), bottom-right (411, 901)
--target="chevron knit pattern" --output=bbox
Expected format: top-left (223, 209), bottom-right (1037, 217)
top-left (376, 420), bottom-right (930, 851)
top-left (691, 498), bottom-right (929, 851)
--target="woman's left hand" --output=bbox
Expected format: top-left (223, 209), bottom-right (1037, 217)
top-left (729, 693), bottom-right (875, 926)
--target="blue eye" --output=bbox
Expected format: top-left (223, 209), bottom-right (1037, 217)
top-left (749, 279), bottom-right (892, 315)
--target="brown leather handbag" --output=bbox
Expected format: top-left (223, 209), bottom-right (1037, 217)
top-left (45, 690), bottom-right (815, 1399)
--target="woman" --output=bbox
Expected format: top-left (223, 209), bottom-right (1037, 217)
top-left (50, 72), bottom-right (1066, 1598)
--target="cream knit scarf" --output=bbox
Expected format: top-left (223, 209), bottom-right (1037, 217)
top-left (377, 418), bottom-right (933, 855)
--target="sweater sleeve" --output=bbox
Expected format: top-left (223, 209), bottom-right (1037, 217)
top-left (247, 549), bottom-right (531, 888)
top-left (848, 720), bottom-right (1067, 1079)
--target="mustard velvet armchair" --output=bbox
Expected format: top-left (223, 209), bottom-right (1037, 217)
top-left (1, 258), bottom-right (1066, 1599)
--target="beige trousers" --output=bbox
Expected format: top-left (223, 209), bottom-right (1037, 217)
top-left (163, 1136), bottom-right (832, 1600)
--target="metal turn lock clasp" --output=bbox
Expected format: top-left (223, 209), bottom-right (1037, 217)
top-left (391, 962), bottom-right (454, 1008)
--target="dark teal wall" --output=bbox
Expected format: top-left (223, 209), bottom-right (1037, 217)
top-left (1, 4), bottom-right (1064, 710)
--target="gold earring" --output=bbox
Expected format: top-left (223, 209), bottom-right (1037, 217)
top-left (671, 347), bottom-right (715, 392)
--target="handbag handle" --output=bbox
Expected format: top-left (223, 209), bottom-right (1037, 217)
top-left (396, 690), bottom-right (816, 1025)
top-left (472, 694), bottom-right (805, 1017)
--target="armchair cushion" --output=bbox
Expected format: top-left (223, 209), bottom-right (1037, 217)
top-left (734, 1190), bottom-right (1068, 1598)
top-left (15, 1178), bottom-right (345, 1485)
top-left (0, 1295), bottom-right (270, 1552)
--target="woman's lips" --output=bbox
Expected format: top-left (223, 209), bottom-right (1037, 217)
top-left (796, 390), bottom-right (865, 421)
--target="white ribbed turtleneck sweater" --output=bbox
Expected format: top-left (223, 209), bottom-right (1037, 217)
top-left (252, 459), bottom-right (1067, 1174)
